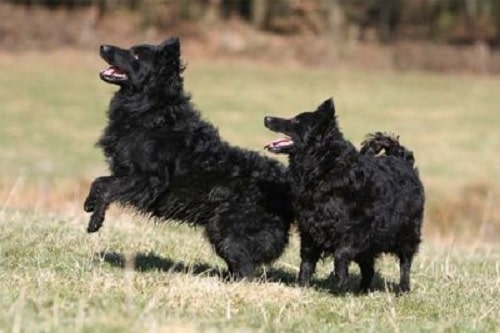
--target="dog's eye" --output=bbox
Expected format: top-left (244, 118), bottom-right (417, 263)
top-left (131, 50), bottom-right (140, 60)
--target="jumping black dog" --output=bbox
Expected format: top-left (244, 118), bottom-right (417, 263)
top-left (84, 37), bottom-right (294, 279)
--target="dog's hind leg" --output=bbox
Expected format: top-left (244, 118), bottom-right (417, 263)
top-left (205, 208), bottom-right (257, 281)
top-left (355, 255), bottom-right (375, 293)
top-left (397, 228), bottom-right (421, 294)
top-left (331, 248), bottom-right (353, 292)
top-left (226, 257), bottom-right (255, 282)
top-left (298, 233), bottom-right (321, 287)
top-left (211, 236), bottom-right (256, 281)
top-left (207, 201), bottom-right (289, 282)
top-left (398, 252), bottom-right (414, 294)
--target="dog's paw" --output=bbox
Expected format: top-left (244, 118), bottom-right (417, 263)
top-left (298, 276), bottom-right (311, 287)
top-left (87, 214), bottom-right (103, 233)
top-left (356, 284), bottom-right (373, 295)
top-left (87, 223), bottom-right (100, 233)
top-left (395, 284), bottom-right (410, 296)
top-left (330, 276), bottom-right (349, 294)
top-left (298, 263), bottom-right (314, 287)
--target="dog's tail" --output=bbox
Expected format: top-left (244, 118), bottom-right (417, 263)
top-left (360, 132), bottom-right (415, 165)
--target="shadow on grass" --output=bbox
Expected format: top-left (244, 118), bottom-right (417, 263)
top-left (96, 251), bottom-right (401, 295)
top-left (328, 273), bottom-right (401, 296)
top-left (96, 251), bottom-right (299, 283)
top-left (96, 251), bottom-right (223, 278)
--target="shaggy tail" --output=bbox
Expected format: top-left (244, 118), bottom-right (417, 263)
top-left (360, 132), bottom-right (415, 165)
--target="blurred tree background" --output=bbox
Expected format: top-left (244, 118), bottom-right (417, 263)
top-left (4, 0), bottom-right (500, 44)
top-left (2, 0), bottom-right (500, 72)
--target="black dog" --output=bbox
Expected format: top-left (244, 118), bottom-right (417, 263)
top-left (264, 99), bottom-right (424, 293)
top-left (84, 37), bottom-right (294, 279)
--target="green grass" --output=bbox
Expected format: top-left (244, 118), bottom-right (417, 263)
top-left (1, 50), bottom-right (500, 332)
top-left (1, 211), bottom-right (498, 332)
top-left (1, 51), bottom-right (499, 189)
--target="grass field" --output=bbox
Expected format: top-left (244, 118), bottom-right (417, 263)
top-left (1, 50), bottom-right (499, 332)
top-left (1, 211), bottom-right (499, 332)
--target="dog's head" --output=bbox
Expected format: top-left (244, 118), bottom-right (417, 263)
top-left (99, 37), bottom-right (183, 93)
top-left (264, 98), bottom-right (337, 154)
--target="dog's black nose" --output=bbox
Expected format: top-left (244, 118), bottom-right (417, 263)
top-left (264, 116), bottom-right (272, 127)
top-left (100, 45), bottom-right (111, 53)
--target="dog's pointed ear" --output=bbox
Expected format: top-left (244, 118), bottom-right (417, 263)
top-left (160, 36), bottom-right (180, 57)
top-left (317, 98), bottom-right (335, 118)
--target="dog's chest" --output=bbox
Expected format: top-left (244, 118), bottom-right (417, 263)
top-left (296, 208), bottom-right (338, 251)
top-left (100, 125), bottom-right (161, 174)
top-left (291, 170), bottom-right (345, 250)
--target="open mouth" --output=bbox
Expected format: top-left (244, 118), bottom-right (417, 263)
top-left (264, 137), bottom-right (294, 154)
top-left (100, 65), bottom-right (128, 82)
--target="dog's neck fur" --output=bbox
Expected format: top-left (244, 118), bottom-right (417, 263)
top-left (110, 80), bottom-right (188, 117)
top-left (288, 125), bottom-right (358, 196)
top-left (107, 86), bottom-right (216, 135)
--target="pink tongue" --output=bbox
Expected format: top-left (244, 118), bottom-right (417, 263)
top-left (265, 137), bottom-right (292, 148)
top-left (103, 66), bottom-right (124, 75)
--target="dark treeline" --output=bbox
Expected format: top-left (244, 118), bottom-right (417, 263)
top-left (5, 0), bottom-right (500, 45)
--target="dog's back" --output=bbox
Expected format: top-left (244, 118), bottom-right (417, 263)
top-left (310, 133), bottom-right (423, 240)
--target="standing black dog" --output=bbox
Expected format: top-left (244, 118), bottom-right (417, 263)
top-left (84, 37), bottom-right (294, 279)
top-left (264, 99), bottom-right (424, 293)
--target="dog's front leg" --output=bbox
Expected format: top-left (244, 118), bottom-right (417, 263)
top-left (86, 176), bottom-right (133, 233)
top-left (298, 233), bottom-right (321, 287)
top-left (86, 175), bottom-right (170, 233)
top-left (85, 176), bottom-right (115, 233)
top-left (87, 200), bottom-right (110, 233)
top-left (332, 248), bottom-right (351, 292)
top-left (84, 176), bottom-right (113, 213)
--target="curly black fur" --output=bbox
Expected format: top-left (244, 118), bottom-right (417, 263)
top-left (264, 98), bottom-right (425, 293)
top-left (84, 37), bottom-right (294, 279)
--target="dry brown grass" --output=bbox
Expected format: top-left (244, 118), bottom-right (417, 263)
top-left (425, 184), bottom-right (499, 241)
top-left (3, 179), bottom-right (499, 243)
